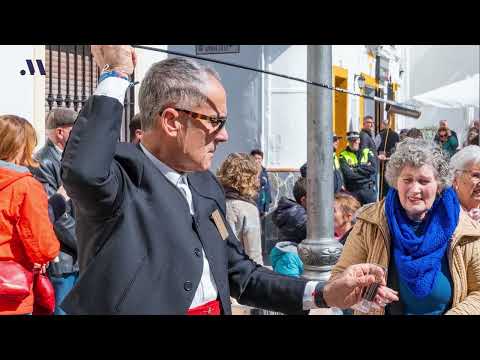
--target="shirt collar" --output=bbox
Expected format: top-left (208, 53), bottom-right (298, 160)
top-left (139, 143), bottom-right (186, 187)
top-left (54, 144), bottom-right (63, 154)
top-left (47, 139), bottom-right (63, 158)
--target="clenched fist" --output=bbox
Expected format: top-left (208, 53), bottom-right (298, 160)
top-left (91, 45), bottom-right (137, 78)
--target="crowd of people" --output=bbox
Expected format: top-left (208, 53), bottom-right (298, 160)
top-left (0, 44), bottom-right (478, 315)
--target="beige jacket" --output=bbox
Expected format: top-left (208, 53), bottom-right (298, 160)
top-left (225, 199), bottom-right (264, 265)
top-left (331, 199), bottom-right (480, 315)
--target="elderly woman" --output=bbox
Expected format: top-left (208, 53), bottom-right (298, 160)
top-left (451, 145), bottom-right (480, 222)
top-left (328, 138), bottom-right (480, 315)
top-left (217, 153), bottom-right (264, 265)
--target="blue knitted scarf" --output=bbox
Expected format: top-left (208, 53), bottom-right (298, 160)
top-left (385, 187), bottom-right (460, 298)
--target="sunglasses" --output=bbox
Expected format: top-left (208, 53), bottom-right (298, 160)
top-left (174, 108), bottom-right (227, 131)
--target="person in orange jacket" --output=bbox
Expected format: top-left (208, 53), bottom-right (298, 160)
top-left (0, 115), bottom-right (60, 315)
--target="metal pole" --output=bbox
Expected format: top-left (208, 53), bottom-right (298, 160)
top-left (298, 45), bottom-right (343, 284)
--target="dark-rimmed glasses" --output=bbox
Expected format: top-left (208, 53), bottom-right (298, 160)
top-left (174, 108), bottom-right (227, 131)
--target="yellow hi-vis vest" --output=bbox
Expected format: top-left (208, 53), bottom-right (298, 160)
top-left (333, 153), bottom-right (340, 170)
top-left (339, 148), bottom-right (372, 167)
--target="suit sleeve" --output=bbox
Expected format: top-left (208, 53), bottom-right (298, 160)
top-left (61, 95), bottom-right (125, 218)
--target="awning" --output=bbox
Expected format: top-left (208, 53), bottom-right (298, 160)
top-left (412, 73), bottom-right (479, 108)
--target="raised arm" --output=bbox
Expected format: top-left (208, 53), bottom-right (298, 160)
top-left (61, 45), bottom-right (136, 218)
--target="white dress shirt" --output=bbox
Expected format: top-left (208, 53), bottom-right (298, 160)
top-left (95, 76), bottom-right (320, 311)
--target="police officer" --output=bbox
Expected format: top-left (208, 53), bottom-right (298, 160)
top-left (339, 131), bottom-right (377, 205)
top-left (332, 133), bottom-right (344, 194)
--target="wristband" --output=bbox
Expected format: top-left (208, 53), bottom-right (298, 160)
top-left (99, 70), bottom-right (129, 83)
top-left (99, 71), bottom-right (139, 88)
top-left (313, 282), bottom-right (328, 308)
top-left (99, 70), bottom-right (129, 82)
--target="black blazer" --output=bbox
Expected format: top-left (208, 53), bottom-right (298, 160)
top-left (60, 95), bottom-right (309, 315)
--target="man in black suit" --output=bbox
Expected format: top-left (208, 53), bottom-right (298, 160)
top-left (60, 45), bottom-right (398, 315)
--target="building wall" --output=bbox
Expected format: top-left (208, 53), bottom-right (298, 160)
top-left (138, 45), bottom-right (264, 172)
top-left (266, 45), bottom-right (404, 169)
top-left (133, 45), bottom-right (168, 114)
top-left (0, 45), bottom-right (46, 147)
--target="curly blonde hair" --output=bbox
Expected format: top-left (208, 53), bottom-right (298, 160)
top-left (217, 153), bottom-right (261, 199)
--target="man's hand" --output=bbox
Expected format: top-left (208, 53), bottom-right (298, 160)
top-left (91, 45), bottom-right (137, 78)
top-left (57, 185), bottom-right (70, 201)
top-left (323, 263), bottom-right (399, 309)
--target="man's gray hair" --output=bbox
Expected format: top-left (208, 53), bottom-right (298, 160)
top-left (385, 138), bottom-right (452, 191)
top-left (450, 145), bottom-right (480, 176)
top-left (138, 57), bottom-right (221, 131)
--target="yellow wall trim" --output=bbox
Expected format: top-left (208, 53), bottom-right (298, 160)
top-left (333, 65), bottom-right (348, 79)
top-left (360, 72), bottom-right (378, 89)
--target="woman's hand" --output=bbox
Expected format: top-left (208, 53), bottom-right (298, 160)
top-left (468, 208), bottom-right (480, 221)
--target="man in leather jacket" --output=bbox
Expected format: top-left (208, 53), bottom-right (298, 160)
top-left (32, 107), bottom-right (79, 315)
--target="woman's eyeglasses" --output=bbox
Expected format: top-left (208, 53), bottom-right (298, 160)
top-left (461, 170), bottom-right (480, 184)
